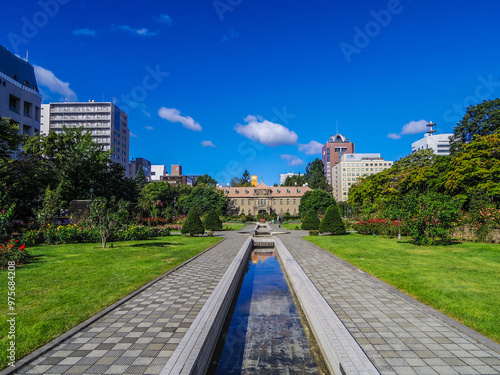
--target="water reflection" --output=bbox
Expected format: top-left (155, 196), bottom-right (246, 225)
top-left (210, 249), bottom-right (319, 374)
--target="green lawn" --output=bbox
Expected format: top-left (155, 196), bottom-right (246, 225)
top-left (0, 236), bottom-right (221, 368)
top-left (281, 221), bottom-right (302, 230)
top-left (222, 223), bottom-right (246, 231)
top-left (306, 234), bottom-right (500, 343)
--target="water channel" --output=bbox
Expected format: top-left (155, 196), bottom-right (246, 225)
top-left (208, 244), bottom-right (323, 374)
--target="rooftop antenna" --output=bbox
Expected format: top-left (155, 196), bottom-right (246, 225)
top-left (336, 119), bottom-right (339, 134)
top-left (25, 50), bottom-right (28, 62)
top-left (426, 121), bottom-right (436, 136)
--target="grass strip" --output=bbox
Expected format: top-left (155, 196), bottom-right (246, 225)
top-left (306, 234), bottom-right (500, 343)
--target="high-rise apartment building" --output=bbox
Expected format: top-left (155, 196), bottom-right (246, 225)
top-left (322, 134), bottom-right (355, 185)
top-left (40, 101), bottom-right (130, 174)
top-left (279, 173), bottom-right (298, 186)
top-left (0, 45), bottom-right (42, 137)
top-left (332, 153), bottom-right (393, 202)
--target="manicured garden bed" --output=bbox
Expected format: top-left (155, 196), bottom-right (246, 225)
top-left (306, 234), bottom-right (500, 343)
top-left (0, 236), bottom-right (221, 368)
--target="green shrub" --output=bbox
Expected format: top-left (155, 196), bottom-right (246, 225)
top-left (181, 208), bottom-right (205, 236)
top-left (301, 209), bottom-right (320, 230)
top-left (308, 230), bottom-right (319, 236)
top-left (319, 204), bottom-right (346, 235)
top-left (245, 214), bottom-right (254, 222)
top-left (203, 209), bottom-right (223, 231)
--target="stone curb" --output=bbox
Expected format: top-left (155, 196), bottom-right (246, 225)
top-left (161, 236), bottom-right (253, 374)
top-left (0, 237), bottom-right (226, 375)
top-left (274, 235), bottom-right (380, 375)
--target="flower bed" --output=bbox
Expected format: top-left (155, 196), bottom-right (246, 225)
top-left (0, 238), bottom-right (34, 268)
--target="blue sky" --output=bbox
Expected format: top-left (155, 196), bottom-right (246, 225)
top-left (1, 0), bottom-right (499, 185)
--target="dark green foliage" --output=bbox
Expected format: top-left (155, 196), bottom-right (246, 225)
top-left (0, 117), bottom-right (23, 161)
top-left (282, 174), bottom-right (307, 187)
top-left (319, 204), bottom-right (346, 235)
top-left (134, 165), bottom-right (149, 189)
top-left (195, 174), bottom-right (218, 186)
top-left (245, 214), bottom-right (254, 222)
top-left (450, 98), bottom-right (500, 154)
top-left (305, 158), bottom-right (330, 191)
top-left (299, 189), bottom-right (335, 215)
top-left (182, 186), bottom-right (229, 215)
top-left (203, 208), bottom-right (223, 231)
top-left (301, 209), bottom-right (320, 230)
top-left (181, 208), bottom-right (205, 236)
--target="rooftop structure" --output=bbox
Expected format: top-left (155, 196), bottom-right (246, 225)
top-left (322, 133), bottom-right (355, 186)
top-left (411, 122), bottom-right (453, 156)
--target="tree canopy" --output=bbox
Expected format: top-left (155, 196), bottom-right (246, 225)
top-left (451, 98), bottom-right (500, 153)
top-left (299, 189), bottom-right (335, 215)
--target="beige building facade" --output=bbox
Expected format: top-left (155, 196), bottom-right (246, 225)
top-left (332, 153), bottom-right (393, 202)
top-left (221, 183), bottom-right (312, 216)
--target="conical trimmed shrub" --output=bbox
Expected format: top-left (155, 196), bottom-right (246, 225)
top-left (301, 209), bottom-right (320, 230)
top-left (203, 208), bottom-right (223, 231)
top-left (319, 204), bottom-right (346, 235)
top-left (181, 207), bottom-right (205, 236)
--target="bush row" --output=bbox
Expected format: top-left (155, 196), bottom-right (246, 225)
top-left (21, 224), bottom-right (174, 246)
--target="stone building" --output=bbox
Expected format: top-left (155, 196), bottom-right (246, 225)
top-left (220, 183), bottom-right (312, 216)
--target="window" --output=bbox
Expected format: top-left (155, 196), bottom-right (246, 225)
top-left (114, 131), bottom-right (120, 136)
top-left (245, 189), bottom-right (249, 194)
top-left (23, 101), bottom-right (32, 117)
top-left (286, 199), bottom-right (289, 205)
top-left (9, 95), bottom-right (20, 113)
top-left (280, 199), bottom-right (283, 205)
top-left (293, 199), bottom-right (296, 205)
top-left (235, 189), bottom-right (239, 194)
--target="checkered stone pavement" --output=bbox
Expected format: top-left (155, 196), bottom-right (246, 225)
top-left (16, 233), bottom-right (248, 375)
top-left (275, 227), bottom-right (500, 375)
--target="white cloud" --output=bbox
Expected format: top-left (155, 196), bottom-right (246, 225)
top-left (130, 131), bottom-right (138, 138)
top-left (234, 115), bottom-right (298, 147)
top-left (201, 140), bottom-right (217, 148)
top-left (298, 140), bottom-right (323, 155)
top-left (145, 126), bottom-right (154, 130)
top-left (72, 28), bottom-right (97, 36)
top-left (387, 133), bottom-right (401, 140)
top-left (281, 154), bottom-right (304, 167)
top-left (115, 25), bottom-right (158, 36)
top-left (158, 107), bottom-right (202, 132)
top-left (33, 65), bottom-right (78, 101)
top-left (387, 119), bottom-right (430, 139)
top-left (156, 14), bottom-right (173, 25)
top-left (141, 109), bottom-right (151, 118)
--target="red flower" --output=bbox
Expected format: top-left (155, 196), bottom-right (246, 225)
top-left (19, 245), bottom-right (25, 251)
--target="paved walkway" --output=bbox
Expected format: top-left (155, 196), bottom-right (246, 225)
top-left (15, 232), bottom-right (249, 375)
top-left (9, 225), bottom-right (500, 374)
top-left (272, 226), bottom-right (500, 375)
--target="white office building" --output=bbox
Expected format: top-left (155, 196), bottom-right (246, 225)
top-left (411, 121), bottom-right (453, 156)
top-left (280, 173), bottom-right (298, 186)
top-left (41, 101), bottom-right (130, 174)
top-left (332, 153), bottom-right (393, 202)
top-left (0, 45), bottom-right (42, 136)
top-left (151, 165), bottom-right (167, 181)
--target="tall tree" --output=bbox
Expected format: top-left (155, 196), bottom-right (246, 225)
top-left (299, 189), bottom-right (335, 215)
top-left (282, 174), bottom-right (308, 187)
top-left (182, 186), bottom-right (229, 215)
top-left (305, 158), bottom-right (330, 191)
top-left (241, 169), bottom-right (251, 185)
top-left (450, 98), bottom-right (500, 154)
top-left (195, 174), bottom-right (218, 187)
top-left (134, 165), bottom-right (148, 190)
top-left (0, 117), bottom-right (23, 161)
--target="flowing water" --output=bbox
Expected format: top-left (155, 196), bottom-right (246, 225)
top-left (208, 248), bottom-right (320, 374)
